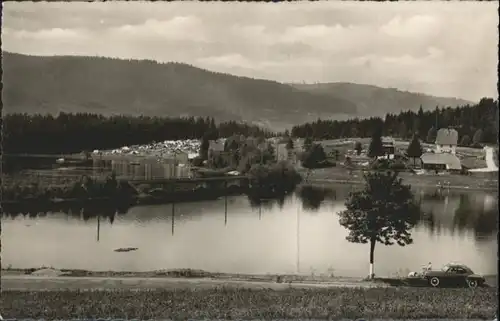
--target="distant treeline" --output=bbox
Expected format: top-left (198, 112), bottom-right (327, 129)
top-left (2, 113), bottom-right (274, 154)
top-left (291, 98), bottom-right (499, 145)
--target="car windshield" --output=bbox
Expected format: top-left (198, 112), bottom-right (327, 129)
top-left (441, 264), bottom-right (450, 272)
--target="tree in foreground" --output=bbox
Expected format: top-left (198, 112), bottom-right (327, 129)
top-left (338, 171), bottom-right (421, 279)
top-left (406, 134), bottom-right (423, 167)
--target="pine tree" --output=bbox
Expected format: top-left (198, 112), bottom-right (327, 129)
top-left (200, 134), bottom-right (210, 160)
top-left (460, 135), bottom-right (471, 146)
top-left (407, 134), bottom-right (423, 167)
top-left (354, 141), bottom-right (363, 155)
top-left (472, 129), bottom-right (483, 147)
top-left (368, 127), bottom-right (384, 159)
top-left (304, 137), bottom-right (313, 151)
top-left (426, 126), bottom-right (437, 144)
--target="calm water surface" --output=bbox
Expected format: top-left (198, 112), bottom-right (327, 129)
top-left (2, 185), bottom-right (498, 277)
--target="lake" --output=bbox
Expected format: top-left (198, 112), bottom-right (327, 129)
top-left (1, 185), bottom-right (498, 278)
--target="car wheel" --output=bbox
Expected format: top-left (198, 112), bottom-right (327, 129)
top-left (467, 279), bottom-right (478, 288)
top-left (429, 277), bottom-right (440, 287)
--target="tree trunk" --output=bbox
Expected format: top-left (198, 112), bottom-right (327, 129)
top-left (369, 237), bottom-right (376, 279)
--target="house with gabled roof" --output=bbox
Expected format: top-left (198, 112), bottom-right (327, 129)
top-left (420, 152), bottom-right (462, 172)
top-left (435, 128), bottom-right (458, 154)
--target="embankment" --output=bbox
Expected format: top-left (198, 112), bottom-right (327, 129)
top-left (305, 168), bottom-right (498, 191)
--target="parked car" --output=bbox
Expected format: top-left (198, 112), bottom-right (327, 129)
top-left (422, 263), bottom-right (486, 288)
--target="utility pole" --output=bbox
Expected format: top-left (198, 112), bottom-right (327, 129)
top-left (296, 203), bottom-right (300, 274)
top-left (97, 216), bottom-right (100, 242)
top-left (224, 180), bottom-right (228, 226)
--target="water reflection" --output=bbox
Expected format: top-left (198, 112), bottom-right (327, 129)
top-left (3, 201), bottom-right (131, 225)
top-left (416, 189), bottom-right (498, 241)
top-left (247, 193), bottom-right (288, 211)
top-left (2, 184), bottom-right (497, 276)
top-left (296, 185), bottom-right (337, 212)
top-left (3, 186), bottom-right (496, 240)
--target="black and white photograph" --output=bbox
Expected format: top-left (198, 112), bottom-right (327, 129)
top-left (0, 1), bottom-right (498, 319)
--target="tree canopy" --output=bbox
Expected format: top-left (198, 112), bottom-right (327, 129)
top-left (406, 135), bottom-right (423, 166)
top-left (301, 143), bottom-right (328, 169)
top-left (354, 141), bottom-right (363, 155)
top-left (368, 127), bottom-right (384, 158)
top-left (472, 129), bottom-right (483, 147)
top-left (338, 171), bottom-right (420, 278)
top-left (426, 126), bottom-right (437, 144)
top-left (3, 113), bottom-right (273, 154)
top-left (291, 98), bottom-right (498, 145)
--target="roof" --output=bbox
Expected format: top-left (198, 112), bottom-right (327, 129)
top-left (421, 152), bottom-right (462, 170)
top-left (381, 136), bottom-right (395, 145)
top-left (436, 128), bottom-right (458, 146)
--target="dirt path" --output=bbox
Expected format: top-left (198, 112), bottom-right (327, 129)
top-left (485, 146), bottom-right (498, 171)
top-left (1, 275), bottom-right (383, 291)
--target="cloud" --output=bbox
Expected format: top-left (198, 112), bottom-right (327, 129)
top-left (380, 14), bottom-right (441, 38)
top-left (1, 1), bottom-right (497, 101)
top-left (4, 27), bottom-right (88, 41)
top-left (197, 54), bottom-right (256, 69)
top-left (110, 16), bottom-right (207, 41)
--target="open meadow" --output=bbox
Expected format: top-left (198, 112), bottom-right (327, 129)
top-left (317, 137), bottom-right (490, 168)
top-left (1, 286), bottom-right (497, 319)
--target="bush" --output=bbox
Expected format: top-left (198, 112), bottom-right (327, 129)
top-left (370, 159), bottom-right (406, 171)
top-left (191, 157), bottom-right (204, 167)
top-left (370, 159), bottom-right (390, 170)
top-left (247, 161), bottom-right (302, 195)
top-left (301, 143), bottom-right (327, 168)
top-left (389, 160), bottom-right (407, 171)
top-left (2, 175), bottom-right (136, 202)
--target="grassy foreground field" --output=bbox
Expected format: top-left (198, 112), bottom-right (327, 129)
top-left (1, 287), bottom-right (497, 319)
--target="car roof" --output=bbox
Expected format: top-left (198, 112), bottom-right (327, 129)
top-left (445, 263), bottom-right (471, 269)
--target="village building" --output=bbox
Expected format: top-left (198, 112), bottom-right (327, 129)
top-left (381, 136), bottom-right (396, 159)
top-left (92, 153), bottom-right (191, 180)
top-left (208, 139), bottom-right (225, 160)
top-left (275, 142), bottom-right (290, 161)
top-left (321, 145), bottom-right (339, 160)
top-left (420, 152), bottom-right (462, 173)
top-left (435, 128), bottom-right (458, 154)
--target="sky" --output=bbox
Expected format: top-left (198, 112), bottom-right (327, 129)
top-left (2, 1), bottom-right (498, 102)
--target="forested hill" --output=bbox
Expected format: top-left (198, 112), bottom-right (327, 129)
top-left (3, 51), bottom-right (472, 130)
top-left (2, 52), bottom-right (355, 130)
top-left (291, 83), bottom-right (472, 117)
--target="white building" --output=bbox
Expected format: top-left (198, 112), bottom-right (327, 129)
top-left (435, 128), bottom-right (458, 154)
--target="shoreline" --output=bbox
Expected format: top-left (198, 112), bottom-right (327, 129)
top-left (305, 178), bottom-right (499, 192)
top-left (2, 170), bottom-right (497, 207)
top-left (302, 167), bottom-right (498, 192)
top-left (2, 267), bottom-right (497, 287)
top-left (1, 267), bottom-right (368, 284)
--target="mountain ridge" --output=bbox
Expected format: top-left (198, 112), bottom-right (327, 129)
top-left (290, 82), bottom-right (473, 117)
top-left (2, 51), bottom-right (474, 130)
